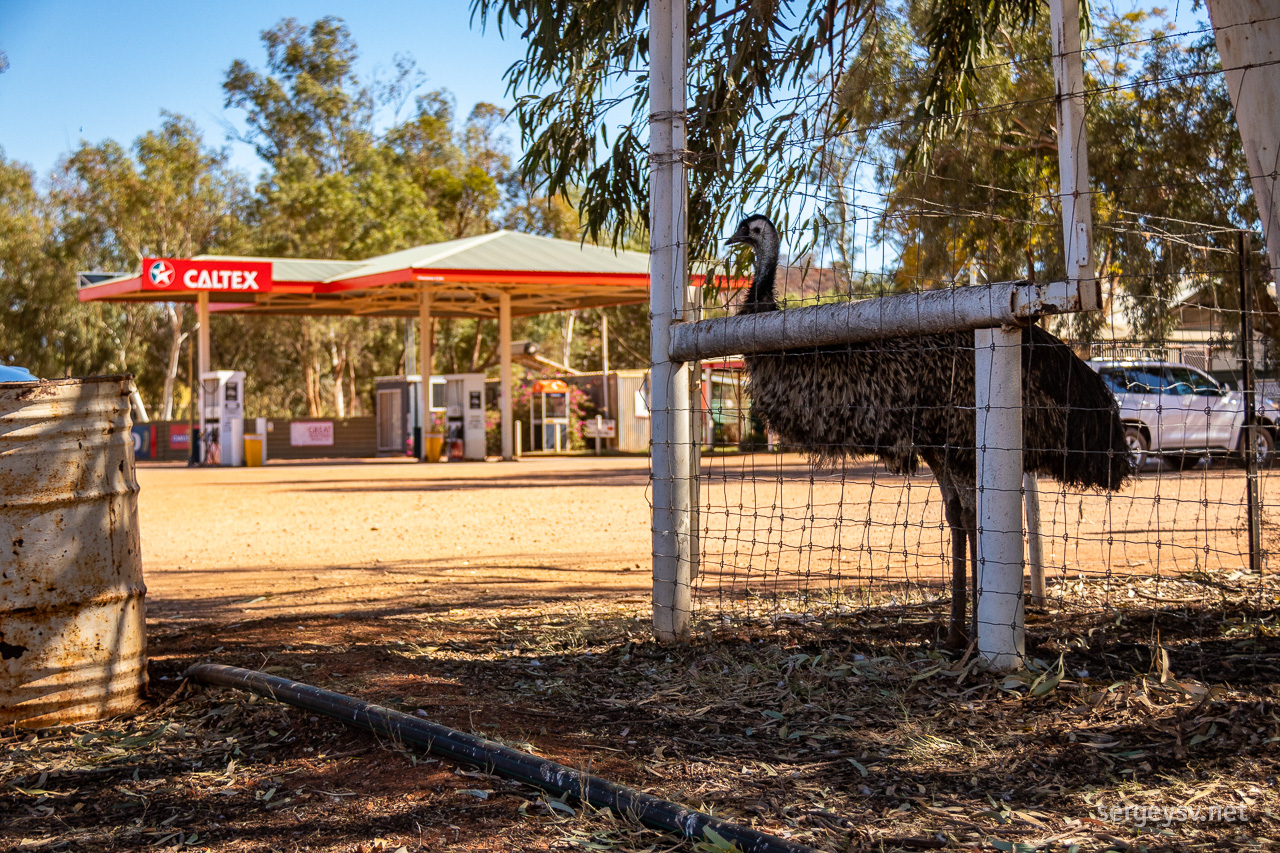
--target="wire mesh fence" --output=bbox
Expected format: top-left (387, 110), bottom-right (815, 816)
top-left (694, 350), bottom-right (1280, 636)
top-left (679, 9), bottom-right (1280, 640)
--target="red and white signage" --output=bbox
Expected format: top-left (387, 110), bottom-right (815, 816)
top-left (290, 421), bottom-right (334, 447)
top-left (141, 258), bottom-right (274, 293)
top-left (168, 423), bottom-right (190, 448)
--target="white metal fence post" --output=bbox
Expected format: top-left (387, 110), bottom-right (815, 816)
top-left (1050, 0), bottom-right (1099, 310)
top-left (976, 327), bottom-right (1026, 669)
top-left (650, 0), bottom-right (693, 642)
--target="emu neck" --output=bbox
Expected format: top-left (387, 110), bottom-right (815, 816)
top-left (742, 237), bottom-right (780, 314)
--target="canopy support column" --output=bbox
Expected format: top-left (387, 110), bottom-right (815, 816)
top-left (196, 293), bottom-right (210, 463)
top-left (418, 289), bottom-right (433, 462)
top-left (601, 310), bottom-right (610, 419)
top-left (500, 291), bottom-right (514, 461)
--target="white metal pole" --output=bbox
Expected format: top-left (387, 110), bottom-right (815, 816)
top-left (500, 291), bottom-right (514, 460)
top-left (975, 326), bottom-right (1026, 670)
top-left (1209, 0), bottom-right (1280, 282)
top-left (1024, 472), bottom-right (1046, 605)
top-left (196, 292), bottom-right (210, 463)
top-left (418, 290), bottom-right (433, 462)
top-left (1049, 0), bottom-right (1099, 311)
top-left (404, 318), bottom-right (418, 450)
top-left (649, 0), bottom-right (693, 642)
top-left (601, 310), bottom-right (610, 419)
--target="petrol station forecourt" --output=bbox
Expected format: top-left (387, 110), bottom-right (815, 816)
top-left (78, 229), bottom-right (655, 463)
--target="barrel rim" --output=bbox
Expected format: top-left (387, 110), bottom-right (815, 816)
top-left (0, 374), bottom-right (134, 389)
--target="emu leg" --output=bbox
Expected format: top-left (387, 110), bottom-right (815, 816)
top-left (943, 496), bottom-right (969, 649)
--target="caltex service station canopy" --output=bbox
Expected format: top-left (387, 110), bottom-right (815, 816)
top-left (78, 229), bottom-right (653, 318)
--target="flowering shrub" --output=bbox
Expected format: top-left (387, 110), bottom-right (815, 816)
top-left (484, 407), bottom-right (502, 456)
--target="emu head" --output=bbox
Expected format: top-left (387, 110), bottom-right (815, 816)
top-left (726, 214), bottom-right (780, 313)
top-left (725, 214), bottom-right (778, 252)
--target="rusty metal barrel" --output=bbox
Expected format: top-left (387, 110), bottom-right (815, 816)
top-left (1, 376), bottom-right (147, 727)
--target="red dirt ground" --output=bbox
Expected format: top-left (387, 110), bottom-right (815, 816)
top-left (139, 456), bottom-right (655, 624)
top-left (4, 456), bottom-right (1278, 853)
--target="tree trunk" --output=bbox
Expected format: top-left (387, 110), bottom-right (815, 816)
top-left (443, 318), bottom-right (459, 374)
top-left (469, 319), bottom-right (485, 372)
top-left (348, 357), bottom-right (358, 416)
top-left (330, 331), bottom-right (348, 418)
top-left (160, 303), bottom-right (187, 421)
top-left (300, 320), bottom-right (324, 417)
top-left (563, 311), bottom-right (576, 368)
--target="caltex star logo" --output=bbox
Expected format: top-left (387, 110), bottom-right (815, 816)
top-left (148, 260), bottom-right (176, 288)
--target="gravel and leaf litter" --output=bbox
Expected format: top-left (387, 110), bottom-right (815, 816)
top-left (3, 592), bottom-right (1278, 852)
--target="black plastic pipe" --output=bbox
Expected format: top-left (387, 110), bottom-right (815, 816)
top-left (184, 663), bottom-right (819, 853)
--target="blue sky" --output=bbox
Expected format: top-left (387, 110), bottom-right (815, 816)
top-left (0, 1), bottom-right (528, 179)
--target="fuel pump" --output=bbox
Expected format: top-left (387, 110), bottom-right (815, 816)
top-left (441, 373), bottom-right (486, 460)
top-left (199, 370), bottom-right (246, 466)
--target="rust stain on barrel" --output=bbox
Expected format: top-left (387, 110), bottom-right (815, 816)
top-left (1, 376), bottom-right (148, 727)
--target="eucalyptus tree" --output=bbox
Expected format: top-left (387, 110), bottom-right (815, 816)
top-left (821, 6), bottom-right (1256, 343)
top-left (470, 0), bottom-right (1053, 268)
top-left (475, 0), bottom-right (1260, 350)
top-left (224, 17), bottom-right (445, 416)
top-left (1087, 29), bottom-right (1257, 343)
top-left (223, 17), bottom-right (536, 416)
top-left (0, 154), bottom-right (111, 380)
top-left (52, 115), bottom-right (250, 416)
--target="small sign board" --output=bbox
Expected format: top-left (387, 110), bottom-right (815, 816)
top-left (169, 423), bottom-right (190, 448)
top-left (583, 418), bottom-right (617, 438)
top-left (223, 379), bottom-right (242, 416)
top-left (130, 425), bottom-right (154, 460)
top-left (290, 421), bottom-right (334, 447)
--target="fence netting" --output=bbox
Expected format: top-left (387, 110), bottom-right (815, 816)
top-left (687, 10), bottom-right (1280, 637)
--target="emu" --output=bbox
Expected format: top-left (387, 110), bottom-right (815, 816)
top-left (726, 214), bottom-right (1130, 648)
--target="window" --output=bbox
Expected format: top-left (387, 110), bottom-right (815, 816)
top-left (1098, 369), bottom-right (1126, 395)
top-left (1125, 368), bottom-right (1165, 394)
top-left (1164, 366), bottom-right (1220, 395)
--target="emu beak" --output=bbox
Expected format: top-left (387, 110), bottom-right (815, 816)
top-left (725, 233), bottom-right (746, 246)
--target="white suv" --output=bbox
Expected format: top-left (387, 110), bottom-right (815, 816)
top-left (1088, 359), bottom-right (1277, 469)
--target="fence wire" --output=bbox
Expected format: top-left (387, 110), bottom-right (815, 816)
top-left (683, 12), bottom-right (1280, 637)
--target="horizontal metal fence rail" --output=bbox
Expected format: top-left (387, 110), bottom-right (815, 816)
top-left (669, 280), bottom-right (1081, 362)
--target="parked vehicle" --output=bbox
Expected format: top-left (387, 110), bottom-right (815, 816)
top-left (1088, 359), bottom-right (1277, 469)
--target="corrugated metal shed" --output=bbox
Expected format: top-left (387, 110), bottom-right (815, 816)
top-left (614, 370), bottom-right (651, 453)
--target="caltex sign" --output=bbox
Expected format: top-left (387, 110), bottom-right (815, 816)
top-left (141, 258), bottom-right (274, 293)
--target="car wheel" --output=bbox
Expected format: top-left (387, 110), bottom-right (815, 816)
top-left (1237, 425), bottom-right (1275, 469)
top-left (1123, 426), bottom-right (1148, 471)
top-left (1167, 453), bottom-right (1205, 471)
